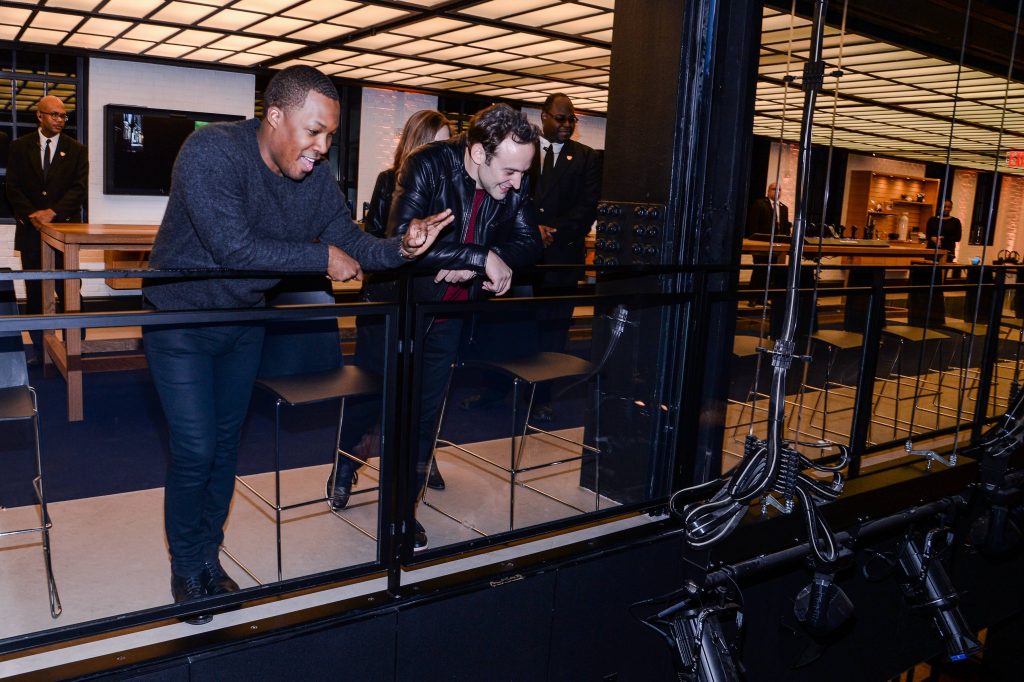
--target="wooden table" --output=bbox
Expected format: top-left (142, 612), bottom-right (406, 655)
top-left (742, 238), bottom-right (931, 266)
top-left (37, 221), bottom-right (158, 421)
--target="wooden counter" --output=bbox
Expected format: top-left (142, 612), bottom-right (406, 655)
top-left (37, 222), bottom-right (159, 421)
top-left (742, 238), bottom-right (932, 267)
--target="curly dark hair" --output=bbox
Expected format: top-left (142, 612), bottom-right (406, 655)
top-left (466, 104), bottom-right (539, 162)
top-left (264, 65), bottom-right (339, 113)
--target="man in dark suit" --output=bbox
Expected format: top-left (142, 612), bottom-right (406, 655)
top-left (745, 182), bottom-right (790, 304)
top-left (530, 93), bottom-right (602, 419)
top-left (6, 95), bottom-right (88, 361)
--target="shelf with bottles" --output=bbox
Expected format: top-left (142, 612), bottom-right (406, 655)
top-left (844, 171), bottom-right (940, 236)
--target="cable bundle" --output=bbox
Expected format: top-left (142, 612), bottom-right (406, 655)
top-left (671, 437), bottom-right (849, 564)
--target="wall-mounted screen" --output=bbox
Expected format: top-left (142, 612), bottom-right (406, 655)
top-left (103, 105), bottom-right (245, 196)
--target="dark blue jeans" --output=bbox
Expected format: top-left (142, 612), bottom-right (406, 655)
top-left (144, 323), bottom-right (265, 577)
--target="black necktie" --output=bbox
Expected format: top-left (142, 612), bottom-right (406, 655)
top-left (540, 145), bottom-right (554, 191)
top-left (43, 138), bottom-right (51, 179)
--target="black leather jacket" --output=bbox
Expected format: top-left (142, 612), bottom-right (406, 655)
top-left (387, 135), bottom-right (542, 301)
top-left (365, 169), bottom-right (396, 239)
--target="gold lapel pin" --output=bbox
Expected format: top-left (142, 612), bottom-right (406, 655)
top-left (59, 151), bottom-right (66, 157)
top-left (566, 155), bottom-right (573, 161)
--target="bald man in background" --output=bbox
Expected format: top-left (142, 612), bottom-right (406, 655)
top-left (6, 95), bottom-right (88, 363)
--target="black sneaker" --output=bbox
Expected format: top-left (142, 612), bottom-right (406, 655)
top-left (327, 458), bottom-right (356, 511)
top-left (426, 459), bottom-right (446, 490)
top-left (202, 560), bottom-right (239, 595)
top-left (171, 573), bottom-right (212, 625)
top-left (413, 520), bottom-right (428, 552)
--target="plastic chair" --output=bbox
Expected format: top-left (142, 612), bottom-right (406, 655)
top-left (426, 351), bottom-right (601, 534)
top-left (0, 273), bottom-right (61, 618)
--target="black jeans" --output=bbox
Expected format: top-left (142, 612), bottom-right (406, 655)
top-left (144, 322), bottom-right (265, 577)
top-left (416, 318), bottom-right (463, 495)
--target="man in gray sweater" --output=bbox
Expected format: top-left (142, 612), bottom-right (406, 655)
top-left (143, 66), bottom-right (451, 622)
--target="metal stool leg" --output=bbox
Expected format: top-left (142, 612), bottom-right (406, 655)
top-left (31, 392), bottom-right (61, 619)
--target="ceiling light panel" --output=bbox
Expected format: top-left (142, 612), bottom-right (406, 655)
top-left (199, 9), bottom-right (265, 31)
top-left (393, 17), bottom-right (470, 37)
top-left (62, 32), bottom-right (110, 48)
top-left (231, 0), bottom-right (298, 11)
top-left (168, 28), bottom-right (221, 46)
top-left (470, 32), bottom-right (544, 51)
top-left (220, 51), bottom-right (267, 66)
top-left (345, 33), bottom-right (409, 50)
top-left (387, 39), bottom-right (449, 56)
top-left (460, 0), bottom-right (559, 20)
top-left (0, 7), bottom-right (32, 25)
top-left (30, 11), bottom-right (82, 30)
top-left (331, 6), bottom-right (409, 27)
top-left (78, 16), bottom-right (133, 36)
top-left (288, 24), bottom-right (352, 41)
top-left (123, 23), bottom-right (179, 41)
top-left (99, 0), bottom-right (163, 18)
top-left (151, 2), bottom-right (217, 24)
top-left (106, 38), bottom-right (154, 53)
top-left (441, 25), bottom-right (509, 44)
top-left (44, 0), bottom-right (100, 9)
top-left (209, 34), bottom-right (264, 51)
top-left (21, 27), bottom-right (67, 44)
top-left (247, 39), bottom-right (302, 56)
top-left (145, 42), bottom-right (194, 57)
top-left (246, 16), bottom-right (311, 35)
top-left (548, 13), bottom-right (614, 35)
top-left (509, 4), bottom-right (601, 27)
top-left (284, 0), bottom-right (362, 21)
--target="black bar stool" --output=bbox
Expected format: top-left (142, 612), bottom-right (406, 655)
top-left (426, 351), bottom-right (601, 534)
top-left (0, 276), bottom-right (61, 618)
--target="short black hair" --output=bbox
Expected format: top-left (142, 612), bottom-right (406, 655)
top-left (541, 93), bottom-right (572, 112)
top-left (264, 65), bottom-right (339, 113)
top-left (466, 104), bottom-right (540, 162)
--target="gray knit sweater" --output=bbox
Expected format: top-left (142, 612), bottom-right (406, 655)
top-left (144, 119), bottom-right (405, 310)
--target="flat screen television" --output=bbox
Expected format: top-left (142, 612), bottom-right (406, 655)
top-left (103, 104), bottom-right (245, 196)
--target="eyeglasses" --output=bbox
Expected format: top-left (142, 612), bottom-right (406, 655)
top-left (39, 111), bottom-right (69, 121)
top-left (544, 113), bottom-right (578, 124)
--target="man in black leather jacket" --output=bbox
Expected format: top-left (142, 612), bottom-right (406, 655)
top-left (348, 104), bottom-right (541, 550)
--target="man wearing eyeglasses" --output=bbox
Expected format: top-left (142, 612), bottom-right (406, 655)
top-left (6, 95), bottom-right (88, 363)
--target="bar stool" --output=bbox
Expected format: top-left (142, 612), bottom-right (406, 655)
top-left (425, 351), bottom-right (601, 534)
top-left (790, 329), bottom-right (864, 443)
top-left (0, 276), bottom-right (61, 618)
top-left (235, 365), bottom-right (382, 581)
top-left (233, 286), bottom-right (382, 582)
top-left (872, 325), bottom-right (950, 440)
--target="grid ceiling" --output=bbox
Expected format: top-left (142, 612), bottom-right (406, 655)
top-left (2, 2), bottom-right (1024, 174)
top-left (0, 0), bottom-right (612, 111)
top-left (756, 8), bottom-right (1024, 175)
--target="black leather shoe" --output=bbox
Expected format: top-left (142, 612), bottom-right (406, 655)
top-left (426, 460), bottom-right (446, 490)
top-left (171, 573), bottom-right (212, 625)
top-left (327, 458), bottom-right (356, 511)
top-left (413, 520), bottom-right (428, 552)
top-left (202, 560), bottom-right (239, 595)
